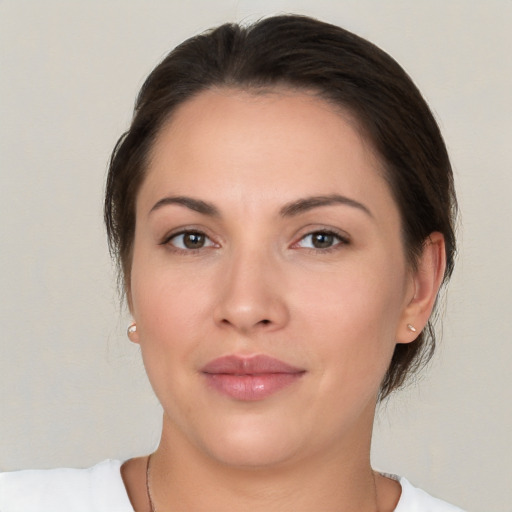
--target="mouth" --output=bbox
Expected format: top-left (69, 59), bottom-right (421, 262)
top-left (201, 354), bottom-right (306, 401)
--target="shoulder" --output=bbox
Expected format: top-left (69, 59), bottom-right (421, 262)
top-left (0, 459), bottom-right (134, 512)
top-left (395, 475), bottom-right (466, 512)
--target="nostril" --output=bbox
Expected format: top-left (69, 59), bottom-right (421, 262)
top-left (260, 319), bottom-right (271, 325)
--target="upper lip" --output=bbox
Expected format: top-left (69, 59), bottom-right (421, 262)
top-left (201, 355), bottom-right (305, 375)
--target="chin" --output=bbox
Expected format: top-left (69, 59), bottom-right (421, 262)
top-left (191, 413), bottom-right (306, 469)
top-left (204, 433), bottom-right (300, 469)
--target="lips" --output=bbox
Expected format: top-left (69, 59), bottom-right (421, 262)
top-left (201, 355), bottom-right (305, 401)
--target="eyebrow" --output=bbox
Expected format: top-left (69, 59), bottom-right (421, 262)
top-left (280, 194), bottom-right (372, 218)
top-left (149, 196), bottom-right (220, 217)
top-left (149, 193), bottom-right (372, 219)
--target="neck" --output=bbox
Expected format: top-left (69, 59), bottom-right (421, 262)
top-left (148, 411), bottom-right (383, 512)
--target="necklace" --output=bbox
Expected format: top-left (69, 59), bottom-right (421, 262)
top-left (146, 453), bottom-right (156, 512)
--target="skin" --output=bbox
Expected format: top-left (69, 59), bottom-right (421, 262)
top-left (121, 89), bottom-right (446, 511)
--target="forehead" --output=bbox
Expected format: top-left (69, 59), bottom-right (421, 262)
top-left (139, 88), bottom-right (394, 218)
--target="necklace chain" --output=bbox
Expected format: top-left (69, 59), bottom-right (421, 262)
top-left (145, 452), bottom-right (380, 512)
top-left (146, 453), bottom-right (156, 512)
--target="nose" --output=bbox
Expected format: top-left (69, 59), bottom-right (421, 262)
top-left (213, 249), bottom-right (290, 334)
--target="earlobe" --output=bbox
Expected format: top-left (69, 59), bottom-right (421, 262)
top-left (397, 232), bottom-right (446, 344)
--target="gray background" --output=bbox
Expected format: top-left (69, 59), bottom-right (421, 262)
top-left (1, 1), bottom-right (511, 510)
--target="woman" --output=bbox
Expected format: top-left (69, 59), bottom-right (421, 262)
top-left (0, 14), bottom-right (464, 511)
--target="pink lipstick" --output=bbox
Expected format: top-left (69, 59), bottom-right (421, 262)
top-left (201, 355), bottom-right (305, 401)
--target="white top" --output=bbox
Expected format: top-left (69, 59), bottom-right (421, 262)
top-left (0, 459), bottom-right (465, 511)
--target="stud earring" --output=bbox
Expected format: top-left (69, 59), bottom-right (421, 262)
top-left (407, 324), bottom-right (417, 333)
top-left (127, 323), bottom-right (137, 336)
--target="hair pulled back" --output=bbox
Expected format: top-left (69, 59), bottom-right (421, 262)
top-left (105, 14), bottom-right (457, 399)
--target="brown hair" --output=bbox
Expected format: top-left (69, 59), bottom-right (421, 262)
top-left (104, 14), bottom-right (457, 399)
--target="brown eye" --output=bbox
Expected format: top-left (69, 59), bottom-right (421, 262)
top-left (311, 232), bottom-right (335, 248)
top-left (168, 231), bottom-right (214, 250)
top-left (296, 231), bottom-right (347, 250)
top-left (183, 232), bottom-right (205, 249)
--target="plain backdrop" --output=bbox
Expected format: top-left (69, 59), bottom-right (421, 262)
top-left (1, 1), bottom-right (511, 511)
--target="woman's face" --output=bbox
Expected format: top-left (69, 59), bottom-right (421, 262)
top-left (129, 89), bottom-right (417, 467)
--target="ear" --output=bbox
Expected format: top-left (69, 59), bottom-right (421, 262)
top-left (396, 232), bottom-right (447, 344)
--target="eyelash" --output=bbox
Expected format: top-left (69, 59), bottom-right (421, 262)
top-left (293, 229), bottom-right (350, 252)
top-left (160, 229), bottom-right (350, 253)
top-left (160, 230), bottom-right (217, 251)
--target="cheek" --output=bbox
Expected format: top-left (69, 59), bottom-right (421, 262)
top-left (130, 229), bottom-right (210, 323)
top-left (129, 267), bottom-right (209, 416)
top-left (299, 258), bottom-right (406, 332)
top-left (128, 243), bottom-right (205, 377)
top-left (131, 271), bottom-right (210, 348)
top-left (129, 246), bottom-right (226, 404)
top-left (295, 256), bottom-right (407, 380)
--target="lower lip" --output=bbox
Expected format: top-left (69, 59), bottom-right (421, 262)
top-left (204, 373), bottom-right (303, 401)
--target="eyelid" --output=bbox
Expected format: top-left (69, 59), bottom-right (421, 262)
top-left (158, 225), bottom-right (350, 251)
top-left (159, 227), bottom-right (219, 249)
top-left (291, 227), bottom-right (351, 250)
